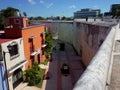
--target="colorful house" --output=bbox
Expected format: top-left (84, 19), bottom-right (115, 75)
top-left (4, 17), bottom-right (46, 68)
top-left (0, 60), bottom-right (8, 90)
top-left (0, 37), bottom-right (27, 90)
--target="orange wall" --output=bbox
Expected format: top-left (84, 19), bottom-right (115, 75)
top-left (22, 25), bottom-right (46, 68)
top-left (4, 17), bottom-right (46, 69)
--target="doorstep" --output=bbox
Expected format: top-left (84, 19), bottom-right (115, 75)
top-left (14, 82), bottom-right (28, 90)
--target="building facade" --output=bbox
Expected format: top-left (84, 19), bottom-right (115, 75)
top-left (0, 38), bottom-right (27, 90)
top-left (4, 17), bottom-right (46, 68)
top-left (0, 60), bottom-right (8, 90)
top-left (74, 8), bottom-right (100, 18)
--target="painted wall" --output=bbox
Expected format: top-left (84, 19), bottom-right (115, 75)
top-left (1, 38), bottom-right (25, 70)
top-left (22, 25), bottom-right (46, 68)
top-left (0, 61), bottom-right (8, 90)
top-left (4, 17), bottom-right (46, 69)
top-left (1, 38), bottom-right (26, 90)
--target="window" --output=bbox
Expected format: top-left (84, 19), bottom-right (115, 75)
top-left (42, 48), bottom-right (45, 55)
top-left (14, 19), bottom-right (21, 24)
top-left (7, 42), bottom-right (19, 59)
top-left (30, 56), bottom-right (35, 66)
top-left (41, 33), bottom-right (44, 44)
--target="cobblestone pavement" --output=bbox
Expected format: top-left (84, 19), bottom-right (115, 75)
top-left (21, 41), bottom-right (85, 90)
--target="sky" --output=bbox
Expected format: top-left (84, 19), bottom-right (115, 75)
top-left (0, 0), bottom-right (120, 17)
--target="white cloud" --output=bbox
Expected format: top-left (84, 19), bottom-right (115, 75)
top-left (69, 5), bottom-right (76, 9)
top-left (93, 5), bottom-right (99, 9)
top-left (40, 0), bottom-right (44, 4)
top-left (28, 0), bottom-right (36, 5)
top-left (40, 0), bottom-right (53, 9)
top-left (47, 3), bottom-right (53, 8)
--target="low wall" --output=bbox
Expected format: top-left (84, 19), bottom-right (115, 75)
top-left (73, 26), bottom-right (117, 90)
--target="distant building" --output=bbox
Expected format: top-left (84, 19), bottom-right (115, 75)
top-left (4, 17), bottom-right (46, 69)
top-left (74, 8), bottom-right (101, 18)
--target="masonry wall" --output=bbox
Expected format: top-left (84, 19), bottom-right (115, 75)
top-left (73, 24), bottom-right (118, 90)
top-left (40, 21), bottom-right (111, 66)
top-left (75, 22), bottom-right (110, 66)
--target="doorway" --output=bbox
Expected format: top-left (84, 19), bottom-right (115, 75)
top-left (37, 54), bottom-right (40, 64)
top-left (12, 68), bottom-right (23, 89)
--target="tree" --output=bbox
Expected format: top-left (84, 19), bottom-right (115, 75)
top-left (29, 17), bottom-right (34, 20)
top-left (56, 16), bottom-right (60, 20)
top-left (45, 30), bottom-right (54, 58)
top-left (0, 7), bottom-right (19, 26)
top-left (61, 16), bottom-right (66, 20)
top-left (0, 7), bottom-right (19, 18)
top-left (35, 16), bottom-right (45, 20)
top-left (112, 5), bottom-right (120, 18)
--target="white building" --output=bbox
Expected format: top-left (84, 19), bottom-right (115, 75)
top-left (0, 38), bottom-right (27, 90)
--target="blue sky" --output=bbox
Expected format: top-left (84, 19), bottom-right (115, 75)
top-left (0, 0), bottom-right (120, 17)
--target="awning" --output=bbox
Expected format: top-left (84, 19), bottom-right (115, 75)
top-left (8, 60), bottom-right (27, 74)
top-left (36, 49), bottom-right (40, 55)
top-left (29, 35), bottom-right (36, 39)
top-left (30, 51), bottom-right (37, 56)
top-left (42, 44), bottom-right (47, 48)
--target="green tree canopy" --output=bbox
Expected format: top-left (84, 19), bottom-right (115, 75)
top-left (0, 7), bottom-right (19, 18)
top-left (0, 7), bottom-right (19, 26)
top-left (112, 5), bottom-right (120, 18)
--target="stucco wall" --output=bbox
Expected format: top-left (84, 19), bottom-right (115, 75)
top-left (1, 38), bottom-right (25, 70)
top-left (1, 38), bottom-right (26, 90)
top-left (40, 21), bottom-right (112, 66)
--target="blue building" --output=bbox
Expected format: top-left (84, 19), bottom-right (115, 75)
top-left (0, 61), bottom-right (8, 90)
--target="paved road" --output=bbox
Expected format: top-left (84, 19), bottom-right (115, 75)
top-left (45, 41), bottom-right (85, 90)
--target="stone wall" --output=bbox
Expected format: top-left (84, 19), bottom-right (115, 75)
top-left (40, 21), bottom-right (112, 66)
top-left (73, 25), bottom-right (118, 90)
top-left (75, 22), bottom-right (111, 66)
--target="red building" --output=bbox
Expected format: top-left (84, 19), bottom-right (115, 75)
top-left (4, 17), bottom-right (46, 68)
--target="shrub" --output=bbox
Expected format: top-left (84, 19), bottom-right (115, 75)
top-left (45, 30), bottom-right (54, 58)
top-left (23, 62), bottom-right (44, 86)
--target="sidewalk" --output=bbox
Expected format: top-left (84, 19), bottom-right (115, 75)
top-left (22, 41), bottom-right (85, 90)
top-left (108, 29), bottom-right (120, 90)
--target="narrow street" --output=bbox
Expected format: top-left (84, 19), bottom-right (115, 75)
top-left (20, 40), bottom-right (85, 90)
top-left (45, 41), bottom-right (85, 90)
